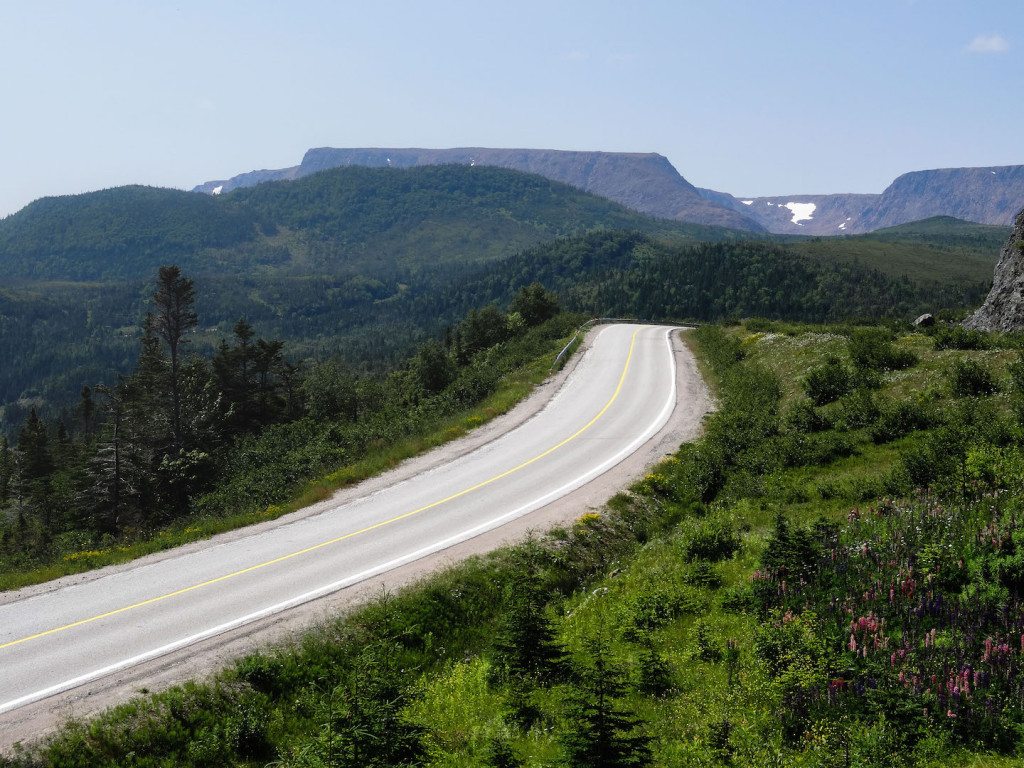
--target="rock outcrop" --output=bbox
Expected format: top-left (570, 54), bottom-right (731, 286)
top-left (964, 208), bottom-right (1024, 331)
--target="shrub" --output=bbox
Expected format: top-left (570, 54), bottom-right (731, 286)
top-left (933, 325), bottom-right (990, 351)
top-left (870, 400), bottom-right (934, 443)
top-left (683, 560), bottom-right (724, 589)
top-left (848, 328), bottom-right (918, 372)
top-left (627, 586), bottom-right (701, 631)
top-left (684, 518), bottom-right (741, 561)
top-left (834, 388), bottom-right (880, 430)
top-left (784, 398), bottom-right (832, 433)
top-left (692, 620), bottom-right (722, 662)
top-left (778, 431), bottom-right (857, 467)
top-left (948, 358), bottom-right (1000, 397)
top-left (803, 355), bottom-right (854, 406)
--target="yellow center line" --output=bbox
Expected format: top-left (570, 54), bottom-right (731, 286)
top-left (0, 329), bottom-right (641, 653)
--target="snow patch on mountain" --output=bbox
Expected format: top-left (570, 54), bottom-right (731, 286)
top-left (785, 202), bottom-right (816, 225)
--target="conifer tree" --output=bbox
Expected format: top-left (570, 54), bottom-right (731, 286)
top-left (314, 640), bottom-right (424, 767)
top-left (17, 408), bottom-right (53, 483)
top-left (560, 637), bottom-right (652, 768)
top-left (0, 437), bottom-right (12, 504)
top-left (87, 385), bottom-right (148, 533)
top-left (491, 566), bottom-right (567, 685)
top-left (78, 385), bottom-right (95, 440)
top-left (153, 265), bottom-right (197, 451)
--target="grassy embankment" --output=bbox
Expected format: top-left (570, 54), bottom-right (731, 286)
top-left (8, 320), bottom-right (1024, 767)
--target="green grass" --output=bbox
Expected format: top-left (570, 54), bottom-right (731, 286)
top-left (0, 333), bottom-right (571, 593)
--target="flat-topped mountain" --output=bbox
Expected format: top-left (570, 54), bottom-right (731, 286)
top-left (194, 148), bottom-right (765, 232)
top-left (700, 165), bottom-right (1024, 235)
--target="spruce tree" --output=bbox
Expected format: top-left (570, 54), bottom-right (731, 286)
top-left (0, 437), bottom-right (12, 504)
top-left (17, 408), bottom-right (53, 483)
top-left (315, 640), bottom-right (424, 767)
top-left (78, 385), bottom-right (95, 440)
top-left (87, 385), bottom-right (148, 534)
top-left (491, 567), bottom-right (567, 685)
top-left (153, 265), bottom-right (197, 451)
top-left (560, 637), bottom-right (652, 768)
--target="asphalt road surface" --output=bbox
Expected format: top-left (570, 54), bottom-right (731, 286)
top-left (0, 323), bottom-right (681, 724)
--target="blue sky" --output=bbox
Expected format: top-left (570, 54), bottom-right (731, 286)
top-left (1, 1), bottom-right (1020, 216)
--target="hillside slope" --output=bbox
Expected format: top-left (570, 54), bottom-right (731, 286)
top-left (786, 215), bottom-right (1008, 286)
top-left (194, 147), bottom-right (765, 231)
top-left (0, 164), bottom-right (731, 280)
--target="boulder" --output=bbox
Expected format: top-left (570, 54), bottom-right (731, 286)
top-left (913, 313), bottom-right (935, 328)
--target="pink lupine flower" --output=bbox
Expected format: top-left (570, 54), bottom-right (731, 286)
top-left (849, 634), bottom-right (857, 653)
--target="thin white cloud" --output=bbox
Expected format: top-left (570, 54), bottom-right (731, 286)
top-left (560, 50), bottom-right (589, 62)
top-left (966, 34), bottom-right (1009, 54)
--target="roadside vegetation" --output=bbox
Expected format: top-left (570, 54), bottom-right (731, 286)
top-left (7, 318), bottom-right (1024, 766)
top-left (0, 272), bottom-right (575, 590)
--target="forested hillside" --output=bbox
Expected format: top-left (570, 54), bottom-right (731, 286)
top-left (786, 216), bottom-right (1009, 285)
top-left (0, 225), bottom-right (996, 434)
top-left (0, 165), bottom-right (729, 280)
top-left (1, 167), bottom-right (1007, 436)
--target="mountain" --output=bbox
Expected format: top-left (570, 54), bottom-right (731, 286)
top-left (699, 165), bottom-right (1024, 235)
top-left (698, 189), bottom-right (879, 236)
top-left (194, 147), bottom-right (765, 232)
top-left (858, 166), bottom-right (1024, 232)
top-left (0, 164), bottom-right (740, 280)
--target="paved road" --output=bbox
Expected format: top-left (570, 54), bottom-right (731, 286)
top-left (0, 323), bottom-right (679, 718)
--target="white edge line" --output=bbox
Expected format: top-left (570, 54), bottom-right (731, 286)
top-left (0, 327), bottom-right (679, 716)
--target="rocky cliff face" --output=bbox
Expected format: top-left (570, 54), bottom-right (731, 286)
top-left (194, 148), bottom-right (764, 231)
top-left (698, 189), bottom-right (880, 235)
top-left (700, 166), bottom-right (1024, 235)
top-left (859, 166), bottom-right (1024, 232)
top-left (964, 208), bottom-right (1024, 331)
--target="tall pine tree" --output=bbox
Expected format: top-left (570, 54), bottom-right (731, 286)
top-left (153, 265), bottom-right (197, 452)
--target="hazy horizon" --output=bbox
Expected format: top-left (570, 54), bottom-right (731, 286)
top-left (2, 0), bottom-right (1021, 216)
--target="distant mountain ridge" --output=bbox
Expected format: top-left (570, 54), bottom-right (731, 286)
top-left (196, 149), bottom-right (1024, 236)
top-left (699, 166), bottom-right (1024, 235)
top-left (194, 147), bottom-right (765, 232)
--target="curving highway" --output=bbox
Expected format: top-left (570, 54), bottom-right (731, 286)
top-left (0, 323), bottom-right (684, 727)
